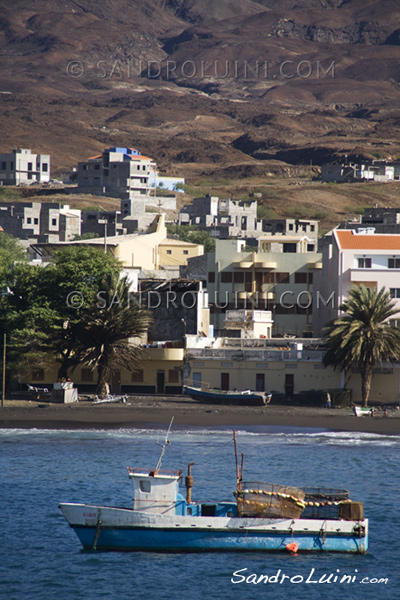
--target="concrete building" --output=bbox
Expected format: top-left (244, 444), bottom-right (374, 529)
top-left (314, 229), bottom-right (400, 335)
top-left (207, 238), bottom-right (322, 337)
top-left (340, 207), bottom-right (400, 235)
top-left (0, 202), bottom-right (80, 242)
top-left (261, 218), bottom-right (319, 242)
top-left (322, 161), bottom-right (398, 183)
top-left (179, 195), bottom-right (261, 238)
top-left (0, 149), bottom-right (50, 185)
top-left (77, 147), bottom-right (156, 200)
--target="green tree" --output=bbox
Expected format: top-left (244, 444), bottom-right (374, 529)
top-left (0, 232), bottom-right (27, 286)
top-left (0, 246), bottom-right (123, 380)
top-left (72, 274), bottom-right (150, 398)
top-left (323, 285), bottom-right (400, 407)
top-left (166, 224), bottom-right (215, 253)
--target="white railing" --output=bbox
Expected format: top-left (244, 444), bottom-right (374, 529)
top-left (186, 348), bottom-right (324, 362)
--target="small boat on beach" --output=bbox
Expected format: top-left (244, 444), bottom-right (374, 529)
top-left (59, 425), bottom-right (368, 554)
top-left (353, 406), bottom-right (375, 417)
top-left (183, 385), bottom-right (271, 406)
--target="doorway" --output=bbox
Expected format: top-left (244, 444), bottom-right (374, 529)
top-left (221, 373), bottom-right (229, 390)
top-left (256, 373), bottom-right (265, 392)
top-left (285, 374), bottom-right (294, 398)
top-left (111, 369), bottom-right (121, 394)
top-left (157, 370), bottom-right (165, 394)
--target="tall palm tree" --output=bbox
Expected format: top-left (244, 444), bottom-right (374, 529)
top-left (73, 275), bottom-right (151, 398)
top-left (323, 285), bottom-right (400, 407)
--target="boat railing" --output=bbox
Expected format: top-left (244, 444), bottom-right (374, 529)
top-left (127, 467), bottom-right (182, 477)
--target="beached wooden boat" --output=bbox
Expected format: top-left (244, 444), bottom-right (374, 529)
top-left (183, 385), bottom-right (271, 406)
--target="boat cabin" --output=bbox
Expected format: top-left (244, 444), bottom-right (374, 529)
top-left (127, 467), bottom-right (237, 517)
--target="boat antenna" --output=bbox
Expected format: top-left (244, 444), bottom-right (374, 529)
top-left (155, 416), bottom-right (174, 472)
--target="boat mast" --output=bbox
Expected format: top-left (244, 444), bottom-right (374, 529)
top-left (155, 416), bottom-right (174, 472)
top-left (233, 429), bottom-right (241, 491)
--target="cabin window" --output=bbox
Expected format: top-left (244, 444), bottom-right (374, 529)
top-left (139, 480), bottom-right (151, 493)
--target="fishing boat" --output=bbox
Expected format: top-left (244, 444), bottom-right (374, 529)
top-left (183, 385), bottom-right (271, 406)
top-left (59, 424), bottom-right (368, 554)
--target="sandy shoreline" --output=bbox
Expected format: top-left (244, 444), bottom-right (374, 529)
top-left (0, 398), bottom-right (399, 434)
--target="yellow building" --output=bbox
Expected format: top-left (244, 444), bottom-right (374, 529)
top-left (158, 238), bottom-right (204, 267)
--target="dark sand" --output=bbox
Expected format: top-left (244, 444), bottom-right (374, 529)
top-left (0, 398), bottom-right (399, 434)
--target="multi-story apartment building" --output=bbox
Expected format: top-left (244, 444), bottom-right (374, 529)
top-left (77, 147), bottom-right (156, 200)
top-left (0, 149), bottom-right (50, 185)
top-left (314, 228), bottom-right (400, 335)
top-left (0, 202), bottom-right (80, 242)
top-left (207, 238), bottom-right (322, 337)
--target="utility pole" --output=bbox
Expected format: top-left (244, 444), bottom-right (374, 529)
top-left (2, 333), bottom-right (6, 407)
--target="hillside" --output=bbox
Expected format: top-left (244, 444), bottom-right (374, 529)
top-left (0, 0), bottom-right (399, 179)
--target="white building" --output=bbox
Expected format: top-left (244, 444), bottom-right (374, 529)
top-left (314, 228), bottom-right (400, 335)
top-left (0, 149), bottom-right (50, 185)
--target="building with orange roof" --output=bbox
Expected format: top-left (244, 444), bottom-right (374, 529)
top-left (313, 227), bottom-right (400, 336)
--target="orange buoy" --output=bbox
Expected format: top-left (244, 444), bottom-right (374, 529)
top-left (286, 542), bottom-right (299, 554)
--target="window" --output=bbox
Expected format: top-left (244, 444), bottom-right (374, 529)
top-left (283, 243), bottom-right (297, 253)
top-left (52, 218), bottom-right (57, 226)
top-left (208, 272), bottom-right (215, 283)
top-left (183, 250), bottom-right (188, 255)
top-left (166, 249), bottom-right (172, 255)
top-left (288, 224), bottom-right (294, 230)
top-left (81, 368), bottom-right (93, 382)
top-left (390, 289), bottom-right (400, 299)
top-left (275, 272), bottom-right (290, 284)
top-left (390, 319), bottom-right (400, 328)
top-left (1, 161), bottom-right (6, 170)
top-left (308, 273), bottom-right (313, 284)
top-left (139, 480), bottom-right (151, 493)
top-left (388, 258), bottom-right (400, 269)
top-left (27, 172), bottom-right (32, 180)
top-left (32, 369), bottom-right (44, 381)
top-left (221, 272), bottom-right (233, 283)
top-left (131, 369), bottom-right (144, 382)
top-left (42, 163), bottom-right (48, 172)
top-left (310, 225), bottom-right (315, 232)
top-left (358, 258), bottom-right (372, 268)
top-left (307, 244), bottom-right (315, 252)
top-left (27, 162), bottom-right (32, 171)
top-left (34, 218), bottom-right (38, 225)
top-left (233, 272), bottom-right (244, 284)
top-left (27, 217), bottom-right (32, 224)
top-left (168, 369), bottom-right (179, 383)
top-left (295, 272), bottom-right (307, 284)
top-left (82, 165), bottom-right (87, 170)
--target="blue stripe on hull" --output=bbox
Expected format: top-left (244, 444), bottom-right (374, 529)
top-left (72, 527), bottom-right (368, 554)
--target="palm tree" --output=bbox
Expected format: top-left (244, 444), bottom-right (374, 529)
top-left (323, 285), bottom-right (400, 407)
top-left (73, 275), bottom-right (151, 398)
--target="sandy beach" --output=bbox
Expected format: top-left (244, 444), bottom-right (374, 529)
top-left (0, 397), bottom-right (399, 434)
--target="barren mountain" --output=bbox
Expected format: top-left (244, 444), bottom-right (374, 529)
top-left (0, 0), bottom-right (399, 177)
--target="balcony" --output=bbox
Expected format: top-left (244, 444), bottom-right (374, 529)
top-left (186, 344), bottom-right (323, 362)
top-left (350, 269), bottom-right (379, 283)
top-left (254, 261), bottom-right (277, 269)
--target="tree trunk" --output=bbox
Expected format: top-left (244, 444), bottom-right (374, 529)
top-left (96, 361), bottom-right (109, 399)
top-left (57, 362), bottom-right (69, 380)
top-left (361, 363), bottom-right (373, 407)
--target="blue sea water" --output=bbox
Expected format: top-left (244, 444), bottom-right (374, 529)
top-left (0, 426), bottom-right (399, 600)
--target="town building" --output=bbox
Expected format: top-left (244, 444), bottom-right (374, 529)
top-left (314, 229), bottom-right (400, 335)
top-left (0, 148), bottom-right (50, 185)
top-left (0, 202), bottom-right (80, 242)
top-left (77, 147), bottom-right (156, 199)
top-left (206, 238), bottom-right (322, 337)
top-left (321, 161), bottom-right (399, 183)
top-left (261, 218), bottom-right (319, 242)
top-left (179, 195), bottom-right (261, 238)
top-left (340, 207), bottom-right (400, 235)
